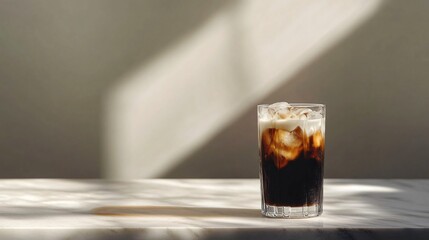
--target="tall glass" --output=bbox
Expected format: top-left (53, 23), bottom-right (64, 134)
top-left (258, 103), bottom-right (325, 218)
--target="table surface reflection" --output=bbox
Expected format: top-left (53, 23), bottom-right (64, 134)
top-left (0, 179), bottom-right (428, 239)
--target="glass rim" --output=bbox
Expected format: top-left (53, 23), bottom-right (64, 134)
top-left (258, 103), bottom-right (325, 108)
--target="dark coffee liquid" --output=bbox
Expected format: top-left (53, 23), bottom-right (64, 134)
top-left (260, 127), bottom-right (324, 207)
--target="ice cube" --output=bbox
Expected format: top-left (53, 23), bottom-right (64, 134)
top-left (261, 128), bottom-right (275, 156)
top-left (277, 127), bottom-right (303, 148)
top-left (273, 128), bottom-right (303, 165)
top-left (261, 128), bottom-right (304, 169)
top-left (307, 111), bottom-right (323, 119)
top-left (269, 102), bottom-right (292, 119)
top-left (275, 109), bottom-right (290, 119)
top-left (292, 108), bottom-right (312, 117)
top-left (258, 106), bottom-right (272, 119)
top-left (269, 102), bottom-right (289, 111)
top-left (312, 130), bottom-right (324, 148)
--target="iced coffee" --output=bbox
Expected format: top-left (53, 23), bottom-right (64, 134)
top-left (258, 102), bottom-right (325, 218)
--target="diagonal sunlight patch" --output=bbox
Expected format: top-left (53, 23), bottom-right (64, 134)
top-left (104, 0), bottom-right (385, 178)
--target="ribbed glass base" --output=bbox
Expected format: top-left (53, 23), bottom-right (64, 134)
top-left (261, 204), bottom-right (322, 218)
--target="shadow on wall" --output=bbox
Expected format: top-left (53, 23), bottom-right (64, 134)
top-left (0, 0), bottom-right (234, 177)
top-left (163, 0), bottom-right (429, 178)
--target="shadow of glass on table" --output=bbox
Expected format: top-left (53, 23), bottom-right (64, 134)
top-left (91, 205), bottom-right (261, 218)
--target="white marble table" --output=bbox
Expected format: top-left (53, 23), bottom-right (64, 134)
top-left (0, 179), bottom-right (428, 239)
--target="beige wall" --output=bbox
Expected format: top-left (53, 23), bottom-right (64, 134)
top-left (0, 0), bottom-right (428, 178)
